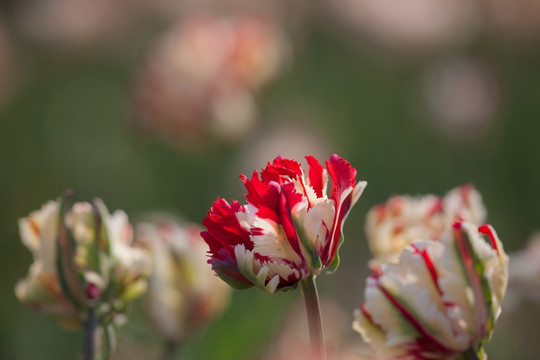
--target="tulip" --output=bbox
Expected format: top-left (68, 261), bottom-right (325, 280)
top-left (134, 216), bottom-right (230, 357)
top-left (202, 154), bottom-right (367, 359)
top-left (15, 191), bottom-right (149, 360)
top-left (365, 184), bottom-right (486, 266)
top-left (354, 221), bottom-right (508, 360)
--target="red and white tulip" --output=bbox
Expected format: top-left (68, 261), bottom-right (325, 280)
top-left (15, 193), bottom-right (150, 328)
top-left (354, 221), bottom-right (508, 360)
top-left (201, 154), bottom-right (367, 293)
top-left (365, 184), bottom-right (486, 266)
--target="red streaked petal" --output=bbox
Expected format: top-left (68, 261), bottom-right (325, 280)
top-left (377, 283), bottom-right (453, 355)
top-left (201, 198), bottom-right (253, 259)
top-left (478, 224), bottom-right (499, 255)
top-left (325, 154), bottom-right (357, 203)
top-left (241, 171), bottom-right (269, 207)
top-left (278, 185), bottom-right (304, 260)
top-left (411, 244), bottom-right (443, 296)
top-left (306, 155), bottom-right (325, 198)
top-left (261, 156), bottom-right (303, 184)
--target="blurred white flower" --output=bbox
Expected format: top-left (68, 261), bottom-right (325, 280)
top-left (132, 13), bottom-right (288, 147)
top-left (135, 215), bottom-right (231, 343)
top-left (238, 120), bottom-right (332, 177)
top-left (15, 192), bottom-right (150, 329)
top-left (365, 184), bottom-right (486, 266)
top-left (324, 0), bottom-right (479, 55)
top-left (505, 232), bottom-right (540, 308)
top-left (15, 0), bottom-right (146, 51)
top-left (479, 0), bottom-right (540, 43)
top-left (423, 57), bottom-right (501, 140)
top-left (354, 221), bottom-right (508, 360)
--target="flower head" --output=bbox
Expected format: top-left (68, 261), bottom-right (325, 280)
top-left (354, 221), bottom-right (509, 360)
top-left (135, 215), bottom-right (231, 343)
top-left (365, 184), bottom-right (486, 266)
top-left (15, 192), bottom-right (150, 328)
top-left (201, 154), bottom-right (367, 293)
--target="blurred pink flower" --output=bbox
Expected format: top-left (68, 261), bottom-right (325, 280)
top-left (323, 0), bottom-right (478, 55)
top-left (132, 13), bottom-right (288, 147)
top-left (201, 154), bottom-right (367, 293)
top-left (15, 0), bottom-right (146, 51)
top-left (480, 0), bottom-right (540, 43)
top-left (423, 57), bottom-right (501, 141)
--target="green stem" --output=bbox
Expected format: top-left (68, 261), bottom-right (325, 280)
top-left (84, 308), bottom-right (97, 360)
top-left (300, 275), bottom-right (326, 360)
top-left (463, 347), bottom-right (482, 360)
top-left (161, 341), bottom-right (178, 360)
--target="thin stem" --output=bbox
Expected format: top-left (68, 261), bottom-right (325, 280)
top-left (463, 347), bottom-right (482, 360)
top-left (300, 275), bottom-right (326, 360)
top-left (161, 341), bottom-right (178, 360)
top-left (84, 308), bottom-right (97, 360)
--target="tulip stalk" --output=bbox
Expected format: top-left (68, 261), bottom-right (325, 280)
top-left (83, 308), bottom-right (97, 360)
top-left (463, 348), bottom-right (482, 360)
top-left (300, 275), bottom-right (326, 360)
top-left (161, 341), bottom-right (179, 360)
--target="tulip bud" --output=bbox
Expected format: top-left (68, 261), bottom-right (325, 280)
top-left (15, 191), bottom-right (150, 329)
top-left (135, 215), bottom-right (231, 343)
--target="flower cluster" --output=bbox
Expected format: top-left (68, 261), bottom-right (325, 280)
top-left (201, 154), bottom-right (367, 293)
top-left (365, 184), bottom-right (486, 266)
top-left (15, 193), bottom-right (149, 328)
top-left (135, 216), bottom-right (230, 343)
top-left (354, 221), bottom-right (509, 360)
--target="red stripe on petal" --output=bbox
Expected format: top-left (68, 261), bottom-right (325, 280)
top-left (278, 184), bottom-right (304, 260)
top-left (326, 154), bottom-right (357, 203)
top-left (478, 224), bottom-right (499, 255)
top-left (411, 244), bottom-right (443, 296)
top-left (306, 155), bottom-right (325, 198)
top-left (377, 283), bottom-right (454, 355)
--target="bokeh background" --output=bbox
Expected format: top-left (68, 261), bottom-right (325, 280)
top-left (1, 0), bottom-right (540, 359)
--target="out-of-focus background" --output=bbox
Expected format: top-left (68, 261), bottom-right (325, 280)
top-left (1, 0), bottom-right (539, 359)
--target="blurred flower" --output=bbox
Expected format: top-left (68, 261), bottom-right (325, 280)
top-left (354, 221), bottom-right (509, 360)
top-left (264, 298), bottom-right (365, 360)
top-left (15, 192), bottom-right (149, 329)
top-left (15, 0), bottom-right (145, 51)
top-left (479, 0), bottom-right (540, 44)
top-left (504, 232), bottom-right (540, 308)
top-left (239, 120), bottom-right (332, 178)
top-left (132, 13), bottom-right (288, 147)
top-left (134, 215), bottom-right (230, 344)
top-left (365, 184), bottom-right (486, 266)
top-left (323, 0), bottom-right (478, 55)
top-left (423, 57), bottom-right (501, 141)
top-left (201, 154), bottom-right (367, 293)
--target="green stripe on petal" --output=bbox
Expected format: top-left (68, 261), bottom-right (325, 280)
top-left (293, 217), bottom-right (322, 272)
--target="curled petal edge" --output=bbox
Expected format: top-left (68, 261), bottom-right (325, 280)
top-left (234, 244), bottom-right (280, 294)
